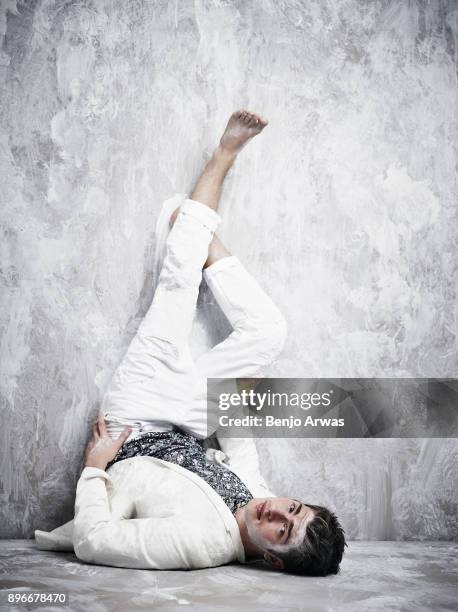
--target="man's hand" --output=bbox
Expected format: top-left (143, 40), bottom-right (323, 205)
top-left (84, 410), bottom-right (132, 471)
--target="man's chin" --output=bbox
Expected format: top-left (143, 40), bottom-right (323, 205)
top-left (245, 499), bottom-right (257, 523)
top-left (245, 501), bottom-right (268, 548)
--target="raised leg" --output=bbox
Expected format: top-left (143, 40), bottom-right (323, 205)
top-left (102, 109), bottom-right (269, 442)
top-left (101, 199), bottom-right (220, 442)
top-left (175, 253), bottom-right (288, 439)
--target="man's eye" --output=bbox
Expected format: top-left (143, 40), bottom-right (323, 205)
top-left (280, 525), bottom-right (286, 536)
top-left (289, 503), bottom-right (295, 512)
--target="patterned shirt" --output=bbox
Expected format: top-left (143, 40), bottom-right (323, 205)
top-left (106, 430), bottom-right (253, 514)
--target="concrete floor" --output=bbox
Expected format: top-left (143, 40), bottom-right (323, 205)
top-left (0, 541), bottom-right (456, 612)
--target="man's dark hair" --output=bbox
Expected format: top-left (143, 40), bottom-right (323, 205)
top-left (277, 503), bottom-right (347, 576)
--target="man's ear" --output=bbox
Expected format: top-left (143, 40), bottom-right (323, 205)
top-left (264, 551), bottom-right (284, 570)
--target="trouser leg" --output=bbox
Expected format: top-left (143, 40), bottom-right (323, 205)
top-left (101, 199), bottom-right (221, 442)
top-left (176, 255), bottom-right (288, 439)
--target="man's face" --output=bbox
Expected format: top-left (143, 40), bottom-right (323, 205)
top-left (243, 497), bottom-right (314, 555)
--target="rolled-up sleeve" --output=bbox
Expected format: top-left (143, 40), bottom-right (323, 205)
top-left (73, 467), bottom-right (210, 569)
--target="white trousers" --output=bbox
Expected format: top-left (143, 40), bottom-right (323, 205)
top-left (102, 197), bottom-right (287, 443)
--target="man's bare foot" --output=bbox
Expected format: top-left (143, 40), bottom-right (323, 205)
top-left (169, 110), bottom-right (268, 226)
top-left (219, 109), bottom-right (269, 155)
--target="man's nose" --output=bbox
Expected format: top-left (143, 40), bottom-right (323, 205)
top-left (267, 507), bottom-right (285, 521)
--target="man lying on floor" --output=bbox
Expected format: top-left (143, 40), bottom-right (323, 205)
top-left (35, 110), bottom-right (346, 576)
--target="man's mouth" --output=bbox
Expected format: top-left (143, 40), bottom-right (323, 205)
top-left (256, 500), bottom-right (267, 521)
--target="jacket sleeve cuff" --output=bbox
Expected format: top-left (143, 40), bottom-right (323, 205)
top-left (81, 466), bottom-right (113, 484)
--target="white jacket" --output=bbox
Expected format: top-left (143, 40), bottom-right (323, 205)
top-left (34, 437), bottom-right (275, 569)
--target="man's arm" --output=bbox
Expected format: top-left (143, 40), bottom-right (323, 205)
top-left (73, 466), bottom-right (212, 569)
top-left (74, 414), bottom-right (207, 568)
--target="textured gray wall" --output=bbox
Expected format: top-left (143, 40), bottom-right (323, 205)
top-left (0, 1), bottom-right (456, 540)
